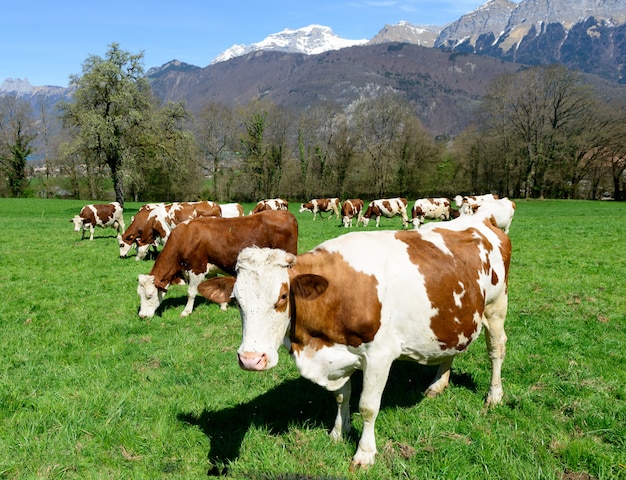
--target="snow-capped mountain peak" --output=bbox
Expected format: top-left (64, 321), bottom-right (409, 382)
top-left (212, 24), bottom-right (368, 64)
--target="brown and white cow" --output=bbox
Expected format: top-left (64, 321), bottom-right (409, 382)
top-left (137, 210), bottom-right (298, 318)
top-left (360, 197), bottom-right (409, 228)
top-left (459, 197), bottom-right (516, 234)
top-left (410, 197), bottom-right (452, 228)
top-left (120, 203), bottom-right (173, 260)
top-left (224, 213), bottom-right (510, 469)
top-left (299, 198), bottom-right (341, 221)
top-left (251, 198), bottom-right (289, 214)
top-left (341, 198), bottom-right (364, 228)
top-left (120, 201), bottom-right (222, 260)
top-left (71, 202), bottom-right (125, 241)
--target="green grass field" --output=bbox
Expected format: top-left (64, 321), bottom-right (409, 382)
top-left (0, 198), bottom-right (624, 479)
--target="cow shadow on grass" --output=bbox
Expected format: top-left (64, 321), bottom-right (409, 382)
top-left (177, 361), bottom-right (476, 476)
top-left (149, 295), bottom-right (224, 318)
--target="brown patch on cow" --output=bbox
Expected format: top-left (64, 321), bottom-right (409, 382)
top-left (198, 276), bottom-right (235, 304)
top-left (491, 270), bottom-right (499, 286)
top-left (395, 229), bottom-right (493, 351)
top-left (342, 199), bottom-right (363, 217)
top-left (288, 250), bottom-right (382, 353)
top-left (274, 282), bottom-right (290, 312)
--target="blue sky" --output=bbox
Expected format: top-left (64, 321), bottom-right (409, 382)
top-left (1, 0), bottom-right (513, 88)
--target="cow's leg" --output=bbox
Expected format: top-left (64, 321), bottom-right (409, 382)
top-left (424, 357), bottom-right (453, 398)
top-left (181, 271), bottom-right (205, 316)
top-left (375, 216), bottom-right (381, 227)
top-left (89, 225), bottom-right (95, 241)
top-left (483, 290), bottom-right (508, 405)
top-left (350, 355), bottom-right (394, 470)
top-left (330, 380), bottom-right (352, 442)
top-left (136, 243), bottom-right (151, 261)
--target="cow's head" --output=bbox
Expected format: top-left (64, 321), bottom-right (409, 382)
top-left (70, 215), bottom-right (83, 232)
top-left (411, 205), bottom-right (425, 228)
top-left (137, 274), bottom-right (165, 318)
top-left (119, 236), bottom-right (135, 258)
top-left (234, 247), bottom-right (297, 371)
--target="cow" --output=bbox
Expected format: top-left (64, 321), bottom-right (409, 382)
top-left (299, 198), bottom-right (341, 221)
top-left (251, 198), bottom-right (289, 214)
top-left (71, 202), bottom-right (125, 241)
top-left (410, 197), bottom-right (452, 228)
top-left (453, 193), bottom-right (499, 209)
top-left (219, 203), bottom-right (245, 218)
top-left (360, 197), bottom-right (409, 228)
top-left (341, 198), bottom-right (364, 228)
top-left (460, 197), bottom-right (516, 234)
top-left (120, 201), bottom-right (223, 260)
top-left (137, 210), bottom-right (298, 318)
top-left (119, 203), bottom-right (171, 261)
top-left (226, 213), bottom-right (511, 469)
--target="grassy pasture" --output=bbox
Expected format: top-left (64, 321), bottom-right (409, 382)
top-left (0, 198), bottom-right (624, 479)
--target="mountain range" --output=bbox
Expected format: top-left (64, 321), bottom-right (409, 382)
top-left (2, 0), bottom-right (626, 137)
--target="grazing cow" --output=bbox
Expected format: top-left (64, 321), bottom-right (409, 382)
top-left (251, 198), bottom-right (289, 214)
top-left (227, 214), bottom-right (510, 469)
top-left (120, 201), bottom-right (223, 260)
top-left (460, 197), bottom-right (516, 234)
top-left (219, 203), bottom-right (245, 218)
top-left (71, 202), bottom-right (125, 241)
top-left (299, 198), bottom-right (341, 221)
top-left (341, 198), bottom-right (364, 228)
top-left (410, 197), bottom-right (452, 228)
top-left (361, 197), bottom-right (409, 228)
top-left (137, 210), bottom-right (298, 318)
top-left (119, 203), bottom-right (166, 259)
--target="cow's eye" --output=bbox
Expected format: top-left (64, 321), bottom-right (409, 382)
top-left (274, 293), bottom-right (288, 309)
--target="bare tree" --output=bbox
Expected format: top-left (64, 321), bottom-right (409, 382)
top-left (195, 102), bottom-right (235, 201)
top-left (477, 65), bottom-right (595, 198)
top-left (353, 92), bottom-right (435, 198)
top-left (0, 94), bottom-right (37, 197)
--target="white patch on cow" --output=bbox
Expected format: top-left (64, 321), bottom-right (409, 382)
top-left (234, 248), bottom-right (295, 370)
top-left (294, 343), bottom-right (361, 391)
top-left (453, 281), bottom-right (466, 308)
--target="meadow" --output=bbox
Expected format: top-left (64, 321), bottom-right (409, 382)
top-left (0, 198), bottom-right (624, 479)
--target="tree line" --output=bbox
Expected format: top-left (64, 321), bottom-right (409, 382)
top-left (1, 43), bottom-right (625, 204)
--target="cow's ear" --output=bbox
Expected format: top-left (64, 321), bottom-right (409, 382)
top-left (280, 252), bottom-right (297, 268)
top-left (292, 274), bottom-right (328, 300)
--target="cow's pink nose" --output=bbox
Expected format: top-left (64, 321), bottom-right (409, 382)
top-left (238, 352), bottom-right (267, 371)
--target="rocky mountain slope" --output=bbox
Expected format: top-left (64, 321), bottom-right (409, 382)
top-left (436, 0), bottom-right (626, 83)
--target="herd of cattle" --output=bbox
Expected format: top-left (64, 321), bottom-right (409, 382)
top-left (70, 193), bottom-right (514, 470)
